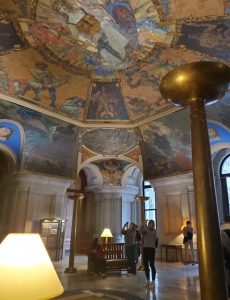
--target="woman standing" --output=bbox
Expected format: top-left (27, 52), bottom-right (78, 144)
top-left (141, 220), bottom-right (158, 288)
top-left (121, 222), bottom-right (137, 275)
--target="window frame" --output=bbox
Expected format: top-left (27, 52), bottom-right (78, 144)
top-left (143, 180), bottom-right (157, 227)
top-left (220, 154), bottom-right (230, 218)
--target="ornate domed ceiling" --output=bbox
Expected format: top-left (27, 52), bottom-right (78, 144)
top-left (0, 0), bottom-right (229, 126)
top-left (0, 0), bottom-right (229, 180)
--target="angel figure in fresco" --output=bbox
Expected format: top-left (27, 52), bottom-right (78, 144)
top-left (21, 62), bottom-right (69, 107)
top-left (0, 64), bottom-right (9, 91)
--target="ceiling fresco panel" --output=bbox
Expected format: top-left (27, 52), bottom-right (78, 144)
top-left (0, 99), bottom-right (79, 178)
top-left (0, 48), bottom-right (90, 121)
top-left (87, 81), bottom-right (129, 121)
top-left (169, 0), bottom-right (224, 20)
top-left (175, 18), bottom-right (230, 61)
top-left (140, 108), bottom-right (192, 179)
top-left (82, 128), bottom-right (138, 156)
top-left (120, 46), bottom-right (205, 121)
top-left (15, 0), bottom-right (176, 73)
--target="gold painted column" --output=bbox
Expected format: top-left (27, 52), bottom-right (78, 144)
top-left (65, 189), bottom-right (84, 274)
top-left (160, 61), bottom-right (230, 300)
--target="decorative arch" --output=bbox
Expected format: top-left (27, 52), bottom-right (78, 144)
top-left (0, 144), bottom-right (17, 176)
top-left (212, 147), bottom-right (230, 223)
top-left (121, 165), bottom-right (143, 187)
top-left (79, 163), bottom-right (103, 186)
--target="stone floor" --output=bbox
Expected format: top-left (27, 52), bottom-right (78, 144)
top-left (53, 255), bottom-right (200, 300)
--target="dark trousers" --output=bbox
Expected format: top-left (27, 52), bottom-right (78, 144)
top-left (143, 247), bottom-right (156, 280)
top-left (125, 245), bottom-right (137, 274)
top-left (91, 255), bottom-right (106, 274)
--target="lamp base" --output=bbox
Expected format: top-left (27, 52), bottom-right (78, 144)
top-left (64, 267), bottom-right (77, 274)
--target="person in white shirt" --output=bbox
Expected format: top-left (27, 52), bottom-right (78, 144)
top-left (140, 220), bottom-right (158, 288)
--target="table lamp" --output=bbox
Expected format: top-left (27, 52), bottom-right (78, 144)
top-left (0, 233), bottom-right (64, 300)
top-left (100, 228), bottom-right (113, 244)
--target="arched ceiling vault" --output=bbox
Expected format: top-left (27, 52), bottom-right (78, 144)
top-left (0, 0), bottom-right (229, 180)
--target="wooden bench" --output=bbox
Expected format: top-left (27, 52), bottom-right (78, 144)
top-left (88, 243), bottom-right (128, 273)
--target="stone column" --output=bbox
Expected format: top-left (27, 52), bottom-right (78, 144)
top-left (86, 185), bottom-right (139, 243)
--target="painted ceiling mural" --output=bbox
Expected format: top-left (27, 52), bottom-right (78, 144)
top-left (93, 159), bottom-right (130, 186)
top-left (0, 0), bottom-right (229, 180)
top-left (175, 18), bottom-right (230, 61)
top-left (140, 108), bottom-right (192, 179)
top-left (0, 1), bottom-right (229, 125)
top-left (140, 90), bottom-right (230, 179)
top-left (82, 128), bottom-right (138, 156)
top-left (87, 81), bottom-right (128, 121)
top-left (206, 89), bottom-right (230, 128)
top-left (0, 99), bottom-right (79, 178)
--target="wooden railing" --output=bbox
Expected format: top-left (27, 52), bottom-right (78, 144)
top-left (103, 243), bottom-right (126, 260)
top-left (87, 243), bottom-right (128, 272)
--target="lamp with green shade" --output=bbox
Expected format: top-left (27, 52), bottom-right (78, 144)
top-left (0, 233), bottom-right (64, 300)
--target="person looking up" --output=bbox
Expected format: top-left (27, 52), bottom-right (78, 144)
top-left (121, 221), bottom-right (137, 275)
top-left (141, 220), bottom-right (158, 288)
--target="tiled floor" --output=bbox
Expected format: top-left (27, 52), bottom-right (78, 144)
top-left (53, 255), bottom-right (200, 300)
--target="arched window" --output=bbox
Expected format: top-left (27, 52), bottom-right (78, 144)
top-left (220, 155), bottom-right (230, 218)
top-left (143, 181), bottom-right (156, 226)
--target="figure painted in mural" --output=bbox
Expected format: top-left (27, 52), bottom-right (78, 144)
top-left (0, 126), bottom-right (13, 141)
top-left (0, 65), bottom-right (9, 91)
top-left (121, 222), bottom-right (137, 275)
top-left (30, 23), bottom-right (71, 46)
top-left (111, 4), bottom-right (137, 47)
top-left (0, 9), bottom-right (23, 52)
top-left (92, 86), bottom-right (117, 119)
top-left (141, 220), bottom-right (158, 288)
top-left (21, 62), bottom-right (69, 107)
top-left (182, 220), bottom-right (196, 265)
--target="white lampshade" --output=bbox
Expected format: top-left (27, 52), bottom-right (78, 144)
top-left (100, 228), bottom-right (113, 238)
top-left (0, 234), bottom-right (64, 300)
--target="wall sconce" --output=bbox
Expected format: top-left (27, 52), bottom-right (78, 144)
top-left (0, 233), bottom-right (64, 300)
top-left (100, 228), bottom-right (113, 244)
